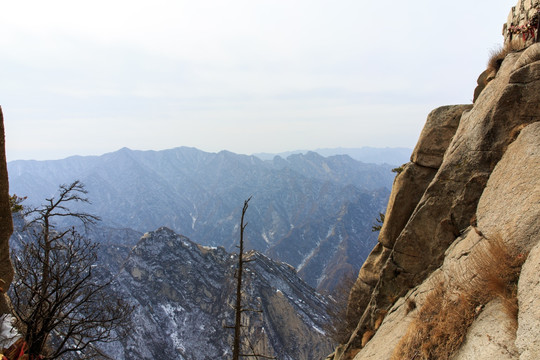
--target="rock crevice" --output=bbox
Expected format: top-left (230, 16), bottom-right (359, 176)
top-left (331, 35), bottom-right (540, 360)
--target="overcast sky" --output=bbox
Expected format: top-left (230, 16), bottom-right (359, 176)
top-left (1, 0), bottom-right (516, 161)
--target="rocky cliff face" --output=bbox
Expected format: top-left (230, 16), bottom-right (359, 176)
top-left (104, 227), bottom-right (334, 360)
top-left (329, 8), bottom-right (540, 360)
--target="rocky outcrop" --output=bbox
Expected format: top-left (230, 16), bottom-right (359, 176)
top-left (517, 238), bottom-right (540, 359)
top-left (101, 227), bottom-right (334, 360)
top-left (346, 104), bottom-right (471, 342)
top-left (330, 23), bottom-right (540, 360)
top-left (0, 107), bottom-right (13, 315)
top-left (411, 105), bottom-right (473, 169)
top-left (334, 120), bottom-right (539, 360)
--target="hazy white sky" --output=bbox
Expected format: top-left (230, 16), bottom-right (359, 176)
top-left (1, 0), bottom-right (516, 161)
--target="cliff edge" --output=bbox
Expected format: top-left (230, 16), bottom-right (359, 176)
top-left (329, 2), bottom-right (540, 359)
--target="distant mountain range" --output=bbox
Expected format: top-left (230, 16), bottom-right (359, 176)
top-left (8, 146), bottom-right (396, 292)
top-left (253, 146), bottom-right (412, 165)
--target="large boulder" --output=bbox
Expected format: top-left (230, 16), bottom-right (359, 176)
top-left (411, 105), bottom-right (472, 169)
top-left (476, 121), bottom-right (540, 251)
top-left (348, 162), bottom-right (436, 318)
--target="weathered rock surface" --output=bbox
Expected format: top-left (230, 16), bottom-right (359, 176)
top-left (347, 162), bottom-right (435, 319)
top-left (476, 121), bottom-right (540, 251)
top-left (516, 234), bottom-right (540, 359)
top-left (411, 105), bottom-right (473, 169)
top-left (347, 104), bottom-right (470, 323)
top-left (330, 18), bottom-right (540, 360)
top-left (452, 299), bottom-right (519, 360)
top-left (0, 107), bottom-right (13, 315)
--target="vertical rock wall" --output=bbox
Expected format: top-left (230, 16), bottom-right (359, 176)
top-left (346, 105), bottom-right (471, 329)
top-left (0, 107), bottom-right (14, 315)
top-left (330, 38), bottom-right (540, 360)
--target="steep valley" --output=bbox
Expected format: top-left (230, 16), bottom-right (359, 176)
top-left (7, 148), bottom-right (394, 292)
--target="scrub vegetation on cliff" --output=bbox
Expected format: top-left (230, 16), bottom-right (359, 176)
top-left (391, 235), bottom-right (526, 360)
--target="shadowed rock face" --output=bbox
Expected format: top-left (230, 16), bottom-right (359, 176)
top-left (346, 104), bottom-right (471, 336)
top-left (331, 41), bottom-right (540, 360)
top-left (105, 227), bottom-right (335, 360)
top-left (0, 107), bottom-right (13, 315)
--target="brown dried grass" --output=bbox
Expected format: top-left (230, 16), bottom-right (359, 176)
top-left (486, 42), bottom-right (522, 74)
top-left (391, 282), bottom-right (478, 360)
top-left (391, 235), bottom-right (526, 360)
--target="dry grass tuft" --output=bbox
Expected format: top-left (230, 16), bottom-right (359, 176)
top-left (374, 310), bottom-right (388, 330)
top-left (461, 235), bottom-right (525, 327)
top-left (391, 283), bottom-right (478, 360)
top-left (391, 235), bottom-right (527, 359)
top-left (361, 330), bottom-right (375, 347)
top-left (486, 42), bottom-right (522, 75)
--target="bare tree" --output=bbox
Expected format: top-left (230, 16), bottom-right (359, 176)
top-left (229, 197), bottom-right (275, 360)
top-left (10, 181), bottom-right (132, 359)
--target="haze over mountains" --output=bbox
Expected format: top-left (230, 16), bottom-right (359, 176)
top-left (8, 146), bottom-right (398, 292)
top-left (253, 147), bottom-right (411, 165)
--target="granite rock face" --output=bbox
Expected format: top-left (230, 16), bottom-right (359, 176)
top-left (411, 105), bottom-right (473, 169)
top-left (347, 104), bottom-right (471, 326)
top-left (517, 240), bottom-right (540, 360)
top-left (330, 30), bottom-right (540, 360)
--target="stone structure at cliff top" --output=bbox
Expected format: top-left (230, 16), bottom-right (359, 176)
top-left (329, 1), bottom-right (540, 359)
top-left (504, 0), bottom-right (540, 48)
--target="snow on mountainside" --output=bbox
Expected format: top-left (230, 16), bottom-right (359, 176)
top-left (101, 227), bottom-right (335, 360)
top-left (7, 147), bottom-right (393, 292)
top-left (9, 219), bottom-right (334, 359)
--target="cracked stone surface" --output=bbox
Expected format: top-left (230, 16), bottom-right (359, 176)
top-left (336, 40), bottom-right (540, 360)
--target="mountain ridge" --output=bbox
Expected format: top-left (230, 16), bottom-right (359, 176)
top-left (8, 146), bottom-right (394, 292)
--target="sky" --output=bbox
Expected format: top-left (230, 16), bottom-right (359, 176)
top-left (1, 0), bottom-right (516, 161)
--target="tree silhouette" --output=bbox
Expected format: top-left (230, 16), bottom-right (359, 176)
top-left (10, 181), bottom-right (132, 359)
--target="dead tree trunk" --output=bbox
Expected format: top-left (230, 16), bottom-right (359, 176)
top-left (232, 198), bottom-right (249, 360)
top-left (230, 197), bottom-right (275, 360)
